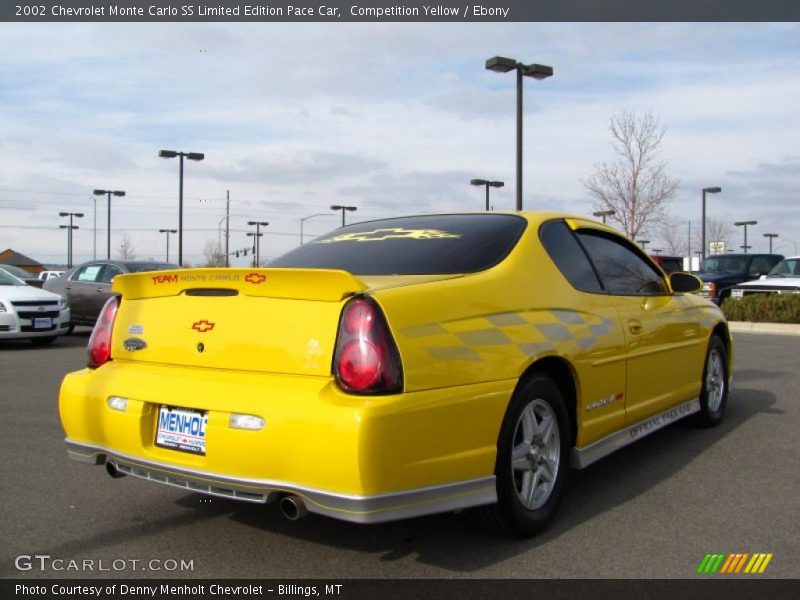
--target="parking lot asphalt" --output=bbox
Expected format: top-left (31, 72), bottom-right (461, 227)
top-left (1, 331), bottom-right (797, 579)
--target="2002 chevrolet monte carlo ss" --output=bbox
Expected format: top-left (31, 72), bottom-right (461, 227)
top-left (59, 212), bottom-right (732, 537)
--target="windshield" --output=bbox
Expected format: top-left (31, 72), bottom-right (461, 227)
top-left (126, 262), bottom-right (179, 273)
top-left (0, 264), bottom-right (33, 279)
top-left (0, 270), bottom-right (25, 286)
top-left (699, 255), bottom-right (747, 275)
top-left (269, 214), bottom-right (527, 275)
top-left (767, 258), bottom-right (800, 278)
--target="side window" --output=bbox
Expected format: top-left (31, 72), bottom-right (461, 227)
top-left (99, 265), bottom-right (123, 284)
top-left (576, 230), bottom-right (669, 295)
top-left (747, 257), bottom-right (771, 276)
top-left (539, 220), bottom-right (603, 293)
top-left (72, 264), bottom-right (103, 283)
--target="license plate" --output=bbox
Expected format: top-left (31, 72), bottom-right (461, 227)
top-left (155, 406), bottom-right (208, 455)
top-left (33, 317), bottom-right (52, 329)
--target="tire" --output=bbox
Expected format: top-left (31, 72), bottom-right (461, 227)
top-left (30, 336), bottom-right (57, 346)
top-left (468, 372), bottom-right (571, 537)
top-left (696, 335), bottom-right (728, 427)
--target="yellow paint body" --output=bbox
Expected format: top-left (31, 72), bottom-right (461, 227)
top-left (59, 212), bottom-right (731, 513)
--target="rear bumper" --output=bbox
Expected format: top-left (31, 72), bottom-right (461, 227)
top-left (60, 360), bottom-right (512, 523)
top-left (66, 439), bottom-right (495, 523)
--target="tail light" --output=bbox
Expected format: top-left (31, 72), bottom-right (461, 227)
top-left (87, 296), bottom-right (119, 368)
top-left (706, 282), bottom-right (717, 297)
top-left (333, 296), bottom-right (402, 394)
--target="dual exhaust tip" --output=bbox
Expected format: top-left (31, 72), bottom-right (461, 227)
top-left (105, 461), bottom-right (309, 521)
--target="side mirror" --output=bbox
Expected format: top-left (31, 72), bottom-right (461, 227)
top-left (669, 272), bottom-right (703, 293)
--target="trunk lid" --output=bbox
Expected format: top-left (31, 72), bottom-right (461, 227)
top-left (109, 268), bottom-right (367, 376)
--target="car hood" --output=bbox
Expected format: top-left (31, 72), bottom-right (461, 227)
top-left (735, 277), bottom-right (800, 289)
top-left (0, 284), bottom-right (63, 302)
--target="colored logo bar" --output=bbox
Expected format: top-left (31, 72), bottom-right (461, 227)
top-left (697, 553), bottom-right (773, 574)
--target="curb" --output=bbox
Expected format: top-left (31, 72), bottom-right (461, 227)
top-left (728, 321), bottom-right (800, 336)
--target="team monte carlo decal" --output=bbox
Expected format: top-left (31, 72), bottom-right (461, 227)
top-left (152, 273), bottom-right (242, 285)
top-left (244, 273), bottom-right (266, 284)
top-left (191, 320), bottom-right (215, 333)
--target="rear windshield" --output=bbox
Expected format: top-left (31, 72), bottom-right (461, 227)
top-left (269, 214), bottom-right (527, 275)
top-left (126, 263), bottom-right (178, 273)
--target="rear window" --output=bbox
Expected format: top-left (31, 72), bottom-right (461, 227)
top-left (269, 214), bottom-right (527, 275)
top-left (126, 263), bottom-right (178, 273)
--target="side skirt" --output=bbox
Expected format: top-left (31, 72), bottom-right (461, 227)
top-left (571, 398), bottom-right (700, 469)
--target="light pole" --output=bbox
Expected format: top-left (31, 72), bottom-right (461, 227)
top-left (485, 56), bottom-right (553, 211)
top-left (93, 189), bottom-right (125, 260)
top-left (247, 221), bottom-right (269, 266)
top-left (763, 233), bottom-right (778, 254)
top-left (300, 213), bottom-right (334, 245)
top-left (701, 186), bottom-right (722, 260)
top-left (246, 233), bottom-right (263, 267)
top-left (330, 205), bottom-right (357, 227)
top-left (637, 239), bottom-right (650, 251)
top-left (735, 220), bottom-right (757, 253)
top-left (593, 209), bottom-right (615, 224)
top-left (158, 229), bottom-right (177, 262)
top-left (470, 179), bottom-right (504, 211)
top-left (159, 149), bottom-right (205, 266)
top-left (58, 212), bottom-right (83, 268)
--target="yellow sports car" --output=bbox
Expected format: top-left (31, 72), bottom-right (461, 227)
top-left (59, 212), bottom-right (732, 536)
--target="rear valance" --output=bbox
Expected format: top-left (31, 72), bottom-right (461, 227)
top-left (112, 268), bottom-right (368, 302)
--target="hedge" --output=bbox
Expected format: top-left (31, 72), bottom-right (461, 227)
top-left (722, 293), bottom-right (800, 324)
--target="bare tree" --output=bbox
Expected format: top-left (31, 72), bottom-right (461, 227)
top-left (116, 233), bottom-right (136, 259)
top-left (705, 217), bottom-right (733, 254)
top-left (202, 240), bottom-right (227, 267)
top-left (584, 111), bottom-right (680, 239)
top-left (658, 216), bottom-right (691, 256)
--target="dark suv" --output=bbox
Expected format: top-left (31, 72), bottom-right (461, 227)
top-left (697, 253), bottom-right (784, 304)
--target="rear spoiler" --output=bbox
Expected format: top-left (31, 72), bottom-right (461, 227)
top-left (112, 268), bottom-right (368, 302)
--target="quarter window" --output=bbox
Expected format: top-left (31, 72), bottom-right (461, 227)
top-left (576, 231), bottom-right (668, 295)
top-left (539, 220), bottom-right (603, 293)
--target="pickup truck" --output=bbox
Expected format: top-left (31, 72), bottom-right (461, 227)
top-left (697, 253), bottom-right (784, 304)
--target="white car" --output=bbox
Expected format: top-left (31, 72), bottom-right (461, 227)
top-left (729, 256), bottom-right (800, 299)
top-left (0, 269), bottom-right (71, 345)
top-left (38, 270), bottom-right (65, 281)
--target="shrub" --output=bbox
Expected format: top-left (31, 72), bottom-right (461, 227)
top-left (722, 293), bottom-right (800, 324)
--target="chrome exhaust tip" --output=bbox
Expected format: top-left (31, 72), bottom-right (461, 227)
top-left (279, 495), bottom-right (309, 521)
top-left (105, 461), bottom-right (127, 479)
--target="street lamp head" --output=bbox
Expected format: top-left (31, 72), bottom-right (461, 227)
top-left (75, 212), bottom-right (84, 218)
top-left (763, 233), bottom-right (778, 237)
top-left (470, 179), bottom-right (488, 186)
top-left (112, 191), bottom-right (125, 197)
top-left (330, 205), bottom-right (343, 211)
top-left (186, 152), bottom-right (205, 161)
top-left (247, 221), bottom-right (269, 227)
top-left (59, 212), bottom-right (69, 217)
top-left (703, 187), bottom-right (722, 194)
top-left (485, 56), bottom-right (517, 73)
top-left (345, 206), bottom-right (357, 212)
top-left (521, 63), bottom-right (554, 80)
top-left (159, 229), bottom-right (177, 233)
top-left (734, 220), bottom-right (758, 226)
top-left (93, 189), bottom-right (107, 195)
top-left (488, 181), bottom-right (505, 188)
top-left (159, 150), bottom-right (178, 158)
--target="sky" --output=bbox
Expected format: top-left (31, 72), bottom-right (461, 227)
top-left (0, 22), bottom-right (798, 267)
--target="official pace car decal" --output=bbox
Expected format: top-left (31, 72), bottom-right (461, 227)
top-left (313, 228), bottom-right (461, 243)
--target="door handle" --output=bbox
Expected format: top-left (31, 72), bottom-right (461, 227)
top-left (627, 319), bottom-right (642, 335)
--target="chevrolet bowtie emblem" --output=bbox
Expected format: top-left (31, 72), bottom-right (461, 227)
top-left (192, 320), bottom-right (215, 333)
top-left (244, 273), bottom-right (266, 284)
